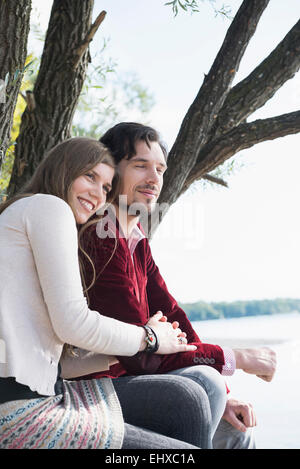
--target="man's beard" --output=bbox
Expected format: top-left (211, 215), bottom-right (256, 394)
top-left (117, 189), bottom-right (157, 215)
top-left (118, 195), bottom-right (154, 218)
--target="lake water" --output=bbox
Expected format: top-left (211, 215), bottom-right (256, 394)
top-left (191, 312), bottom-right (300, 449)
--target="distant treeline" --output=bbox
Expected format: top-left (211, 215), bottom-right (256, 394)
top-left (179, 298), bottom-right (300, 321)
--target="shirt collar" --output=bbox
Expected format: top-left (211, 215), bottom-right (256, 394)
top-left (96, 215), bottom-right (145, 256)
top-left (127, 224), bottom-right (145, 256)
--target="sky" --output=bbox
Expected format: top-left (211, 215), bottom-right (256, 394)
top-left (31, 0), bottom-right (300, 303)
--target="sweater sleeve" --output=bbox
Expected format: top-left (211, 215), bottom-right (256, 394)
top-left (24, 195), bottom-right (144, 357)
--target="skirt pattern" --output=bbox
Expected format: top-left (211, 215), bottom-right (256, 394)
top-left (0, 378), bottom-right (124, 449)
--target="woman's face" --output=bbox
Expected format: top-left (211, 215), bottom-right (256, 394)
top-left (68, 162), bottom-right (115, 224)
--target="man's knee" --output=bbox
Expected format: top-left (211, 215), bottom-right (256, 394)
top-left (170, 365), bottom-right (227, 402)
top-left (161, 374), bottom-right (210, 407)
top-left (213, 419), bottom-right (256, 449)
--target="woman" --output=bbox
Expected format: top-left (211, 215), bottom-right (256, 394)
top-left (0, 137), bottom-right (203, 449)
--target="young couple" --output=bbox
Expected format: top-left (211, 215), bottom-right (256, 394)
top-left (0, 123), bottom-right (276, 449)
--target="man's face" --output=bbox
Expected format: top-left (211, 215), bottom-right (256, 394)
top-left (117, 139), bottom-right (167, 212)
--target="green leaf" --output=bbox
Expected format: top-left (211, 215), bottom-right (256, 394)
top-left (23, 60), bottom-right (35, 71)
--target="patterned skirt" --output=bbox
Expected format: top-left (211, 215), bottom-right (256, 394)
top-left (0, 378), bottom-right (124, 449)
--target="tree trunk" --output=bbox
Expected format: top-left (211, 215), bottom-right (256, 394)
top-left (0, 0), bottom-right (31, 167)
top-left (7, 0), bottom-right (105, 197)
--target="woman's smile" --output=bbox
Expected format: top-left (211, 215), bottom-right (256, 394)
top-left (77, 197), bottom-right (95, 212)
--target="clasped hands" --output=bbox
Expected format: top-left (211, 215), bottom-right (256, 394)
top-left (146, 311), bottom-right (197, 355)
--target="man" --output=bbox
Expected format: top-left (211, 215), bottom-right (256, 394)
top-left (80, 122), bottom-right (276, 448)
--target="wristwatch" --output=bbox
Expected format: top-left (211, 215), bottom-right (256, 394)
top-left (141, 325), bottom-right (159, 353)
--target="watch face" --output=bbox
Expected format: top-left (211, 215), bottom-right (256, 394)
top-left (146, 335), bottom-right (155, 346)
top-left (143, 326), bottom-right (158, 352)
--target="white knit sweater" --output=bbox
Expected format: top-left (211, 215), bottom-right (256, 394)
top-left (0, 194), bottom-right (144, 396)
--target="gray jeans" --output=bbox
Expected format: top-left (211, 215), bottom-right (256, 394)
top-left (113, 373), bottom-right (209, 449)
top-left (113, 366), bottom-right (255, 449)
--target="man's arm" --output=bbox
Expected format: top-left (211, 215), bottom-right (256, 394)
top-left (146, 247), bottom-right (200, 343)
top-left (82, 228), bottom-right (225, 375)
top-left (145, 240), bottom-right (228, 374)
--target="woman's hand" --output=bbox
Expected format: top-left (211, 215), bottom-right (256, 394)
top-left (146, 311), bottom-right (197, 355)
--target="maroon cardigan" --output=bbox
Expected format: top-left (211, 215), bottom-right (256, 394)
top-left (80, 220), bottom-right (225, 379)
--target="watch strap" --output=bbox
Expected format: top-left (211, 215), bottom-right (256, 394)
top-left (141, 325), bottom-right (159, 353)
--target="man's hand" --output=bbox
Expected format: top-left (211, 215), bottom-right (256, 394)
top-left (233, 347), bottom-right (277, 382)
top-left (222, 398), bottom-right (257, 432)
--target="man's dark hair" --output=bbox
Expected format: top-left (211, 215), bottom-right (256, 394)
top-left (100, 122), bottom-right (168, 164)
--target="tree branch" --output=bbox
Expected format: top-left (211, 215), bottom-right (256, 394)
top-left (182, 110), bottom-right (300, 192)
top-left (73, 10), bottom-right (106, 69)
top-left (159, 0), bottom-right (270, 207)
top-left (212, 19), bottom-right (300, 138)
top-left (202, 174), bottom-right (228, 187)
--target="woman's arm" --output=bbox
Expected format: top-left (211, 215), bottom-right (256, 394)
top-left (24, 195), bottom-right (145, 356)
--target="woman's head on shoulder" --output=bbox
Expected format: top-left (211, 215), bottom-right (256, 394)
top-left (0, 137), bottom-right (118, 225)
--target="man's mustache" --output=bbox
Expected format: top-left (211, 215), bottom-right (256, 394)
top-left (136, 184), bottom-right (159, 194)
